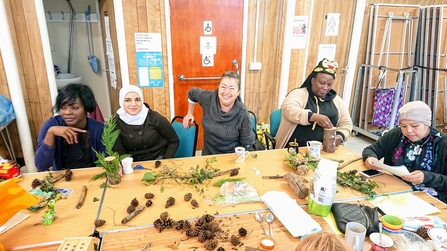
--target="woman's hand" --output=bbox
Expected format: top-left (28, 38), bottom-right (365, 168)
top-left (47, 126), bottom-right (87, 144)
top-left (182, 114), bottom-right (194, 129)
top-left (402, 171), bottom-right (424, 184)
top-left (364, 157), bottom-right (382, 170)
top-left (311, 114), bottom-right (334, 128)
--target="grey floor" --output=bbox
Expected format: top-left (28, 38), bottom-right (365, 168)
top-left (343, 134), bottom-right (376, 156)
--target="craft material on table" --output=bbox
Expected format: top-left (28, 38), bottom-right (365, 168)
top-left (370, 192), bottom-right (440, 216)
top-left (261, 191), bottom-right (321, 237)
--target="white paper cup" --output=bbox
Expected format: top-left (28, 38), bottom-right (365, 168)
top-left (122, 157), bottom-right (134, 174)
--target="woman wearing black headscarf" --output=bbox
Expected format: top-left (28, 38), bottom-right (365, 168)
top-left (275, 58), bottom-right (353, 148)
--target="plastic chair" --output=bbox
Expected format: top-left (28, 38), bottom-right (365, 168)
top-left (264, 109), bottom-right (282, 150)
top-left (248, 110), bottom-right (257, 133)
top-left (170, 116), bottom-right (199, 158)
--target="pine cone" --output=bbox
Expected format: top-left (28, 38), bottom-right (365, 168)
top-left (165, 196), bottom-right (175, 208)
top-left (127, 205), bottom-right (136, 214)
top-left (230, 235), bottom-right (240, 246)
top-left (94, 219), bottom-right (106, 227)
top-left (198, 230), bottom-right (208, 242)
top-left (64, 169), bottom-right (73, 180)
top-left (160, 211), bottom-right (169, 221)
top-left (230, 169), bottom-right (239, 176)
top-left (238, 227), bottom-right (247, 237)
top-left (145, 200), bottom-right (153, 207)
top-left (144, 192), bottom-right (155, 199)
top-left (155, 160), bottom-right (161, 168)
top-left (175, 220), bottom-right (192, 231)
top-left (31, 178), bottom-right (42, 189)
top-left (161, 165), bottom-right (169, 174)
top-left (191, 199), bottom-right (199, 208)
top-left (296, 165), bottom-right (309, 176)
top-left (153, 218), bottom-right (166, 233)
top-left (204, 239), bottom-right (218, 251)
top-left (186, 229), bottom-right (199, 237)
top-left (130, 198), bottom-right (139, 207)
top-left (216, 247), bottom-right (225, 251)
top-left (65, 169), bottom-right (73, 181)
top-left (184, 193), bottom-right (192, 201)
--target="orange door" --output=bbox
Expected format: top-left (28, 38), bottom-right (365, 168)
top-left (170, 0), bottom-right (244, 150)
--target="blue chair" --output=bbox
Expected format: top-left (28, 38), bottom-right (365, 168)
top-left (170, 116), bottom-right (199, 158)
top-left (264, 109), bottom-right (282, 150)
top-left (248, 110), bottom-right (257, 133)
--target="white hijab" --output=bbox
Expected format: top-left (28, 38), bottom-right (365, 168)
top-left (116, 85), bottom-right (149, 125)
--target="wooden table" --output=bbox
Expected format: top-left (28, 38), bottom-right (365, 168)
top-left (0, 146), bottom-right (413, 250)
top-left (100, 191), bottom-right (447, 251)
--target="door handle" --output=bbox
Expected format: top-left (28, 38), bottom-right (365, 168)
top-left (178, 75), bottom-right (220, 81)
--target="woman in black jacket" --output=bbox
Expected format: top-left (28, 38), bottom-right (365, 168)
top-left (363, 101), bottom-right (447, 202)
top-left (113, 85), bottom-right (179, 161)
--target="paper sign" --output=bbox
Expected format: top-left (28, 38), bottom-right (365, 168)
top-left (370, 157), bottom-right (411, 177)
top-left (204, 21), bottom-right (212, 35)
top-left (200, 36), bottom-right (216, 55)
top-left (325, 13), bottom-right (340, 36)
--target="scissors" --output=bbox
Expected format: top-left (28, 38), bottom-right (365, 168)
top-left (133, 165), bottom-right (151, 170)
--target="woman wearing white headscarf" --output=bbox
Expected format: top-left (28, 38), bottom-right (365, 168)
top-left (363, 101), bottom-right (447, 202)
top-left (113, 85), bottom-right (179, 161)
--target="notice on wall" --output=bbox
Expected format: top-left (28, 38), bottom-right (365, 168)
top-left (104, 16), bottom-right (116, 89)
top-left (134, 33), bottom-right (164, 87)
top-left (317, 44), bottom-right (336, 65)
top-left (325, 13), bottom-right (340, 36)
top-left (291, 16), bottom-right (308, 49)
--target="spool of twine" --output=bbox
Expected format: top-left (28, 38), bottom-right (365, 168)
top-left (323, 127), bottom-right (337, 153)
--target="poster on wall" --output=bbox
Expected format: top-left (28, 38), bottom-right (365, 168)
top-left (325, 13), bottom-right (340, 36)
top-left (134, 33), bottom-right (164, 87)
top-left (291, 16), bottom-right (308, 49)
top-left (104, 16), bottom-right (117, 89)
top-left (317, 44), bottom-right (337, 64)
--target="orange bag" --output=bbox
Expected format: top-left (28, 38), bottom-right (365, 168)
top-left (0, 179), bottom-right (39, 226)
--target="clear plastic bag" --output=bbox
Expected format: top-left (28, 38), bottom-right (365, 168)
top-left (0, 94), bottom-right (15, 127)
top-left (203, 181), bottom-right (261, 206)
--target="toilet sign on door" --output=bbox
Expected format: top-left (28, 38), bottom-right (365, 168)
top-left (204, 21), bottom-right (212, 35)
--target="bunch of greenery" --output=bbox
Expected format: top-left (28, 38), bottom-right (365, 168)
top-left (336, 170), bottom-right (379, 199)
top-left (141, 157), bottom-right (222, 194)
top-left (91, 115), bottom-right (130, 181)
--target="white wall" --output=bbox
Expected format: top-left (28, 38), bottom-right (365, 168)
top-left (43, 0), bottom-right (111, 119)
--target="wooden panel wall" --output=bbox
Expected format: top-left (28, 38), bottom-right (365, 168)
top-left (2, 0), bottom-right (52, 159)
top-left (121, 0), bottom-right (171, 117)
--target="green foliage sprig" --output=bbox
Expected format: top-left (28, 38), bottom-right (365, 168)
top-left (91, 115), bottom-right (130, 181)
top-left (140, 157), bottom-right (221, 194)
top-left (337, 170), bottom-right (378, 199)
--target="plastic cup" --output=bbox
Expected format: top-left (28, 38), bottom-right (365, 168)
top-left (122, 157), bottom-right (134, 175)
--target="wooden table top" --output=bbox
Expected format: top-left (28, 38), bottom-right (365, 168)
top-left (0, 146), bottom-right (414, 250)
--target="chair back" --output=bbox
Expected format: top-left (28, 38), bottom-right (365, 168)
top-left (269, 108), bottom-right (282, 137)
top-left (248, 110), bottom-right (257, 133)
top-left (171, 116), bottom-right (199, 158)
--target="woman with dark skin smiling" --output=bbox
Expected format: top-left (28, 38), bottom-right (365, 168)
top-left (275, 58), bottom-right (352, 148)
top-left (363, 101), bottom-right (447, 202)
top-left (35, 83), bottom-right (106, 171)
